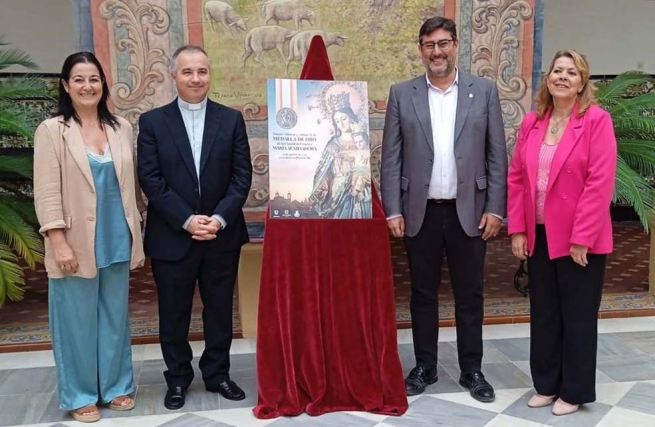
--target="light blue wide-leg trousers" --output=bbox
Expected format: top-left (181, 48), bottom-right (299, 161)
top-left (49, 261), bottom-right (134, 410)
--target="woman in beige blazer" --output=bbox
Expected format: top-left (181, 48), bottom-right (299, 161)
top-left (33, 52), bottom-right (144, 423)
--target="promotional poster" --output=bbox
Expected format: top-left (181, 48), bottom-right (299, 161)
top-left (268, 79), bottom-right (372, 219)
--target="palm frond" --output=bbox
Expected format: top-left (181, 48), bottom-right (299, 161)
top-left (0, 48), bottom-right (38, 71)
top-left (619, 140), bottom-right (655, 172)
top-left (0, 196), bottom-right (38, 224)
top-left (614, 159), bottom-right (655, 231)
top-left (615, 127), bottom-right (655, 141)
top-left (0, 76), bottom-right (50, 101)
top-left (0, 200), bottom-right (44, 269)
top-left (596, 71), bottom-right (651, 100)
top-left (0, 243), bottom-right (25, 306)
top-left (607, 93), bottom-right (655, 117)
top-left (0, 155), bottom-right (33, 178)
top-left (611, 116), bottom-right (655, 136)
top-left (618, 140), bottom-right (655, 177)
top-left (0, 35), bottom-right (47, 305)
top-left (0, 108), bottom-right (32, 137)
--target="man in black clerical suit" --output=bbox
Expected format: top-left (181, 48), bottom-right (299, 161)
top-left (138, 45), bottom-right (252, 410)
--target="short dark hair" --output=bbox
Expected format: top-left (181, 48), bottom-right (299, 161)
top-left (419, 17), bottom-right (458, 44)
top-left (170, 45), bottom-right (210, 73)
top-left (55, 52), bottom-right (118, 129)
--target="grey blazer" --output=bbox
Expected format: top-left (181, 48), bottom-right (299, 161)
top-left (380, 72), bottom-right (508, 237)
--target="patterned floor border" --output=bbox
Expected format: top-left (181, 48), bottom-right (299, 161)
top-left (0, 314), bottom-right (236, 348)
top-left (395, 292), bottom-right (655, 328)
top-left (2, 292), bottom-right (655, 347)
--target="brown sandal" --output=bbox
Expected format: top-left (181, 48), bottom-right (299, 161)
top-left (70, 404), bottom-right (101, 423)
top-left (108, 395), bottom-right (135, 411)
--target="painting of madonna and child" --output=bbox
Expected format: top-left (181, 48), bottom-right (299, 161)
top-left (268, 79), bottom-right (372, 219)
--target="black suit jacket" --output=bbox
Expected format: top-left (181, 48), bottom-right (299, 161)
top-left (137, 99), bottom-right (252, 261)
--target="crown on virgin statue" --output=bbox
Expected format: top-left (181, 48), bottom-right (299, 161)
top-left (327, 91), bottom-right (351, 112)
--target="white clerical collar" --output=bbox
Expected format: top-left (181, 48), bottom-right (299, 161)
top-left (178, 97), bottom-right (208, 111)
top-left (426, 67), bottom-right (459, 91)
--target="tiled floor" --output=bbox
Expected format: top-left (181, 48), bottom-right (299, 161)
top-left (2, 318), bottom-right (655, 427)
top-left (2, 222), bottom-right (654, 346)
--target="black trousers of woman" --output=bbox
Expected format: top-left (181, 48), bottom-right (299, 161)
top-left (528, 225), bottom-right (606, 404)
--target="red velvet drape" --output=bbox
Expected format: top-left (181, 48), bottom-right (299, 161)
top-left (253, 36), bottom-right (408, 419)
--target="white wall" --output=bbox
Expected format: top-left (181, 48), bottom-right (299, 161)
top-left (543, 0), bottom-right (655, 74)
top-left (0, 0), bottom-right (76, 73)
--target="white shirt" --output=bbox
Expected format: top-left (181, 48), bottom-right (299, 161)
top-left (386, 72), bottom-right (501, 222)
top-left (426, 72), bottom-right (458, 200)
top-left (178, 97), bottom-right (226, 230)
top-left (178, 97), bottom-right (207, 179)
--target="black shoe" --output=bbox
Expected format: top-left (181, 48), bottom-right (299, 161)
top-left (164, 386), bottom-right (186, 410)
top-left (206, 379), bottom-right (246, 401)
top-left (459, 371), bottom-right (495, 402)
top-left (405, 366), bottom-right (438, 396)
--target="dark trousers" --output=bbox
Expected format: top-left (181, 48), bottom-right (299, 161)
top-left (528, 225), bottom-right (605, 404)
top-left (404, 202), bottom-right (486, 373)
top-left (151, 242), bottom-right (241, 389)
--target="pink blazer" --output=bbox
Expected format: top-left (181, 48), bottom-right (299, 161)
top-left (507, 104), bottom-right (617, 259)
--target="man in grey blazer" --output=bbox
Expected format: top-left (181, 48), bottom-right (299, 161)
top-left (381, 17), bottom-right (507, 402)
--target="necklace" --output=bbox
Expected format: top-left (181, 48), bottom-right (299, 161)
top-left (549, 112), bottom-right (571, 134)
top-left (81, 118), bottom-right (100, 128)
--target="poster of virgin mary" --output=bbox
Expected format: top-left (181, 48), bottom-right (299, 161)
top-left (268, 79), bottom-right (372, 219)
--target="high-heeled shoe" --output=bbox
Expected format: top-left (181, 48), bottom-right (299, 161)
top-left (552, 398), bottom-right (580, 415)
top-left (527, 393), bottom-right (556, 408)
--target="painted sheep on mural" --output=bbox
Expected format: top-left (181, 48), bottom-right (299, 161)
top-left (285, 30), bottom-right (348, 74)
top-left (242, 25), bottom-right (299, 68)
top-left (371, 0), bottom-right (397, 7)
top-left (204, 1), bottom-right (249, 35)
top-left (261, 0), bottom-right (317, 30)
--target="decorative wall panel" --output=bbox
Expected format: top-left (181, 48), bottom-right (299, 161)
top-left (86, 0), bottom-right (541, 224)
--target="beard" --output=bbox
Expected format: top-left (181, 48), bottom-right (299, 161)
top-left (425, 55), bottom-right (455, 78)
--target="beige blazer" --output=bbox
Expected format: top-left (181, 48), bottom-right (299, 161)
top-left (33, 115), bottom-right (145, 279)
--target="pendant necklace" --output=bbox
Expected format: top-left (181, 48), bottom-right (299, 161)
top-left (550, 112), bottom-right (571, 134)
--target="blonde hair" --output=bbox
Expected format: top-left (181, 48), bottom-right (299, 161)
top-left (535, 50), bottom-right (597, 119)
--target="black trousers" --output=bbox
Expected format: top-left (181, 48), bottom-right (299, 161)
top-left (404, 202), bottom-right (486, 373)
top-left (528, 225), bottom-right (605, 404)
top-left (151, 242), bottom-right (241, 389)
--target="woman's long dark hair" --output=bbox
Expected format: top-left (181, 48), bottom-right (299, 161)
top-left (55, 52), bottom-right (119, 129)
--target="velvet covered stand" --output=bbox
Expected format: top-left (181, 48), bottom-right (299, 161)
top-left (252, 36), bottom-right (408, 419)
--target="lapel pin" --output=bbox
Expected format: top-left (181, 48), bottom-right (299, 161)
top-left (468, 93), bottom-right (474, 98)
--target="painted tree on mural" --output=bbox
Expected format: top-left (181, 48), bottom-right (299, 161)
top-left (0, 35), bottom-right (46, 306)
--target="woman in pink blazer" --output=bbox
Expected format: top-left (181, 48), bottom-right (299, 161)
top-left (507, 50), bottom-right (617, 415)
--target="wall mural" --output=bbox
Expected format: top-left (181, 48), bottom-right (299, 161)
top-left (88, 0), bottom-right (541, 226)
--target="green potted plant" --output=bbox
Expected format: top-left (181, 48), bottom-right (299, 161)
top-left (0, 35), bottom-right (48, 306)
top-left (597, 71), bottom-right (655, 230)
